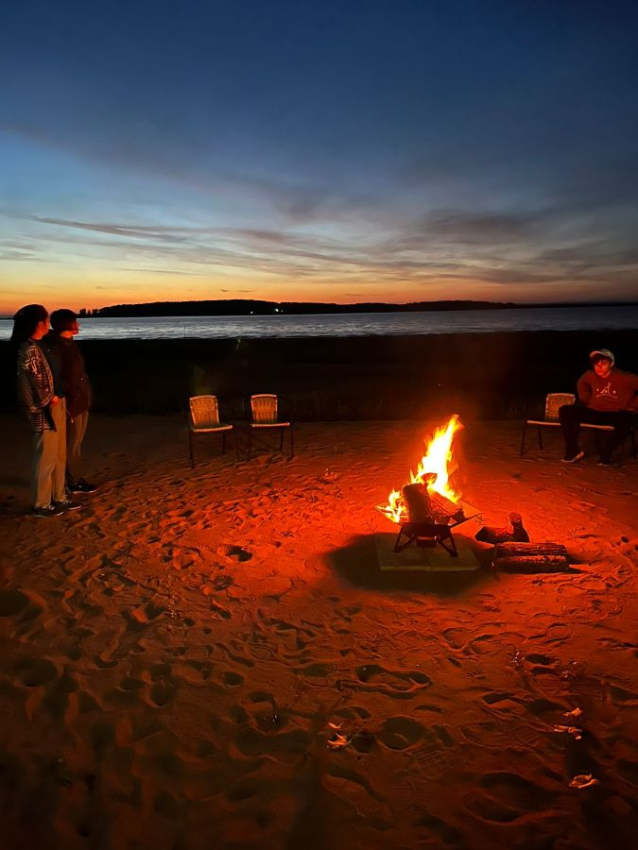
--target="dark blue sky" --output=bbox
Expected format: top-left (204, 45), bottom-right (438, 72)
top-left (1, 0), bottom-right (637, 310)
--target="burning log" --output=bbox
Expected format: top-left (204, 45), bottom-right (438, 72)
top-left (492, 542), bottom-right (570, 573)
top-left (402, 483), bottom-right (432, 523)
top-left (418, 473), bottom-right (463, 522)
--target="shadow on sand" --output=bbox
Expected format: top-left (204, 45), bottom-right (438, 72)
top-left (326, 534), bottom-right (493, 597)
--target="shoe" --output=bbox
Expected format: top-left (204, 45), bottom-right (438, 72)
top-left (53, 499), bottom-right (83, 512)
top-left (69, 478), bottom-right (97, 494)
top-left (562, 451), bottom-right (585, 463)
top-left (31, 504), bottom-right (64, 518)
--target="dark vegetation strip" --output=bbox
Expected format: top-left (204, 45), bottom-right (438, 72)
top-left (2, 331), bottom-right (636, 421)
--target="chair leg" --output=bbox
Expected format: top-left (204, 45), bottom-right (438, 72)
top-left (247, 426), bottom-right (252, 460)
top-left (280, 427), bottom-right (284, 452)
top-left (233, 428), bottom-right (240, 461)
top-left (188, 431), bottom-right (195, 469)
top-left (537, 425), bottom-right (543, 450)
top-left (290, 426), bottom-right (294, 458)
top-left (222, 432), bottom-right (226, 455)
top-left (520, 423), bottom-right (527, 456)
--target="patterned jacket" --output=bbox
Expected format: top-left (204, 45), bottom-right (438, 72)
top-left (16, 340), bottom-right (56, 432)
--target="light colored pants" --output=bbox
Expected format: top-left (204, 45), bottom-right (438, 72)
top-left (67, 410), bottom-right (89, 485)
top-left (32, 398), bottom-right (67, 508)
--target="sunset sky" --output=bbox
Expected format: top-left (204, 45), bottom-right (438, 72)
top-left (1, 0), bottom-right (637, 314)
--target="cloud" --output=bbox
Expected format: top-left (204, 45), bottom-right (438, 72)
top-left (4, 201), bottom-right (638, 298)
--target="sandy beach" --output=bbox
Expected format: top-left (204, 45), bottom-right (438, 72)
top-left (1, 410), bottom-right (637, 849)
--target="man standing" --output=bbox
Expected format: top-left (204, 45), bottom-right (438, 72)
top-left (560, 348), bottom-right (638, 465)
top-left (44, 309), bottom-right (97, 493)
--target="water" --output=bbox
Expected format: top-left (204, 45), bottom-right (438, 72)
top-left (1, 305), bottom-right (637, 341)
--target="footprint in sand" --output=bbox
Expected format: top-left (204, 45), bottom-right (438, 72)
top-left (13, 656), bottom-right (58, 687)
top-left (0, 589), bottom-right (30, 617)
top-left (221, 545), bottom-right (253, 562)
top-left (466, 771), bottom-right (556, 823)
top-left (378, 716), bottom-right (424, 750)
top-left (149, 681), bottom-right (177, 707)
top-left (354, 664), bottom-right (432, 697)
top-left (125, 601), bottom-right (166, 628)
top-left (608, 684), bottom-right (638, 706)
top-left (415, 811), bottom-right (465, 846)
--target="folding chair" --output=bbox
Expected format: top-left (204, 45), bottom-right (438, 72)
top-left (246, 394), bottom-right (294, 459)
top-left (520, 393), bottom-right (575, 456)
top-left (186, 395), bottom-right (238, 467)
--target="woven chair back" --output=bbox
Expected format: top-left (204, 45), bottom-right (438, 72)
top-left (251, 394), bottom-right (278, 424)
top-left (545, 392), bottom-right (575, 421)
top-left (190, 395), bottom-right (221, 427)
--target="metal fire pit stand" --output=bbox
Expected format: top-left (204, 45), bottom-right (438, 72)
top-left (393, 504), bottom-right (482, 559)
top-left (394, 521), bottom-right (459, 557)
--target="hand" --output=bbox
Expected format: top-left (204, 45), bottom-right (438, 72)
top-left (52, 395), bottom-right (60, 405)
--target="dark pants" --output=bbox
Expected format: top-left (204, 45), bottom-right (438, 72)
top-left (559, 405), bottom-right (634, 460)
top-left (66, 410), bottom-right (89, 486)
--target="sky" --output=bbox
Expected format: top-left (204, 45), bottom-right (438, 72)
top-left (1, 0), bottom-right (638, 314)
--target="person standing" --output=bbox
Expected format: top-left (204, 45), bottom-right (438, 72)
top-left (11, 305), bottom-right (81, 516)
top-left (560, 348), bottom-right (638, 465)
top-left (44, 309), bottom-right (97, 494)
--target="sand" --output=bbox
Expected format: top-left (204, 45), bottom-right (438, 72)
top-left (1, 413), bottom-right (638, 849)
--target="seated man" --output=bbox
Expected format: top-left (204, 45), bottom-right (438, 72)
top-left (560, 348), bottom-right (638, 465)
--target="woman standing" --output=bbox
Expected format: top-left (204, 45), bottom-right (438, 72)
top-left (11, 304), bottom-right (79, 516)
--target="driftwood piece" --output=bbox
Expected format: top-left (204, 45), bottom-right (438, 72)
top-left (494, 542), bottom-right (568, 559)
top-left (402, 483), bottom-right (432, 524)
top-left (493, 555), bottom-right (570, 573)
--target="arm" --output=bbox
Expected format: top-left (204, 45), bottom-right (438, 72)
top-left (576, 372), bottom-right (592, 406)
top-left (16, 344), bottom-right (54, 415)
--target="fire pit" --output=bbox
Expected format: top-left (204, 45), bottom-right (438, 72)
top-left (378, 415), bottom-right (480, 561)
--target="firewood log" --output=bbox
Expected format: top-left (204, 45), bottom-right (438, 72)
top-left (494, 542), bottom-right (568, 559)
top-left (428, 491), bottom-right (462, 520)
top-left (492, 555), bottom-right (570, 573)
top-left (402, 483), bottom-right (432, 524)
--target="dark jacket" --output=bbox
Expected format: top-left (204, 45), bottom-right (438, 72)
top-left (16, 340), bottom-right (56, 432)
top-left (43, 333), bottom-right (91, 418)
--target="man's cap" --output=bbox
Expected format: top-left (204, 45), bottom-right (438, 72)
top-left (589, 348), bottom-right (615, 365)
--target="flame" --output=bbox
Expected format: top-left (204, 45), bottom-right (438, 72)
top-left (378, 414), bottom-right (463, 523)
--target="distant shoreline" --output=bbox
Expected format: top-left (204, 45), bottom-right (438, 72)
top-left (2, 299), bottom-right (638, 321)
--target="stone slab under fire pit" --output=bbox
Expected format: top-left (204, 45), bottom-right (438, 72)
top-left (374, 532), bottom-right (481, 572)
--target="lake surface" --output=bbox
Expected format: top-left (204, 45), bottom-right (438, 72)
top-left (1, 305), bottom-right (637, 340)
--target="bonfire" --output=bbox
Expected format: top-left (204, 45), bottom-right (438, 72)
top-left (378, 414), bottom-right (464, 525)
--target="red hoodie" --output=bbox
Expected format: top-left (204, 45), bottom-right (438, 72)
top-left (577, 368), bottom-right (638, 412)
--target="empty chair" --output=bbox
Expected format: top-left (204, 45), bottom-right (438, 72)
top-left (246, 394), bottom-right (294, 459)
top-left (186, 395), bottom-right (237, 467)
top-left (520, 393), bottom-right (575, 456)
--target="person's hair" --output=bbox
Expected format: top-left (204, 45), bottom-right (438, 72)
top-left (10, 304), bottom-right (48, 346)
top-left (50, 308), bottom-right (77, 332)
